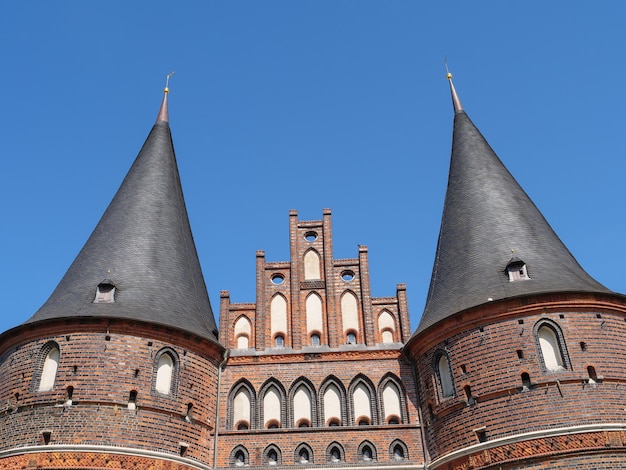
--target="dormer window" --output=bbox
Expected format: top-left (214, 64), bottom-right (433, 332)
top-left (94, 280), bottom-right (116, 303)
top-left (506, 259), bottom-right (530, 282)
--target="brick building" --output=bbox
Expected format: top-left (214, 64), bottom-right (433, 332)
top-left (1, 75), bottom-right (625, 470)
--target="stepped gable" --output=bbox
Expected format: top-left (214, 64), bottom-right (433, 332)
top-left (416, 75), bottom-right (611, 334)
top-left (26, 87), bottom-right (219, 343)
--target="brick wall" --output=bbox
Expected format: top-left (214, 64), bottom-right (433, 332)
top-left (0, 318), bottom-right (222, 466)
top-left (217, 350), bottom-right (423, 467)
top-left (406, 292), bottom-right (626, 468)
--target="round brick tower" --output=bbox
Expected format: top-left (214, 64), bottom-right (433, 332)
top-left (405, 75), bottom-right (626, 469)
top-left (0, 87), bottom-right (224, 469)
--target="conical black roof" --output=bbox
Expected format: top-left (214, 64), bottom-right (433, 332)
top-left (416, 84), bottom-right (610, 334)
top-left (26, 93), bottom-right (219, 343)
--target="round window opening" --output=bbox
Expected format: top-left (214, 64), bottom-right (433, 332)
top-left (304, 231), bottom-right (318, 242)
top-left (271, 274), bottom-right (285, 285)
top-left (341, 270), bottom-right (355, 282)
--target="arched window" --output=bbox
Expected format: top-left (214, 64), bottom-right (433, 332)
top-left (536, 323), bottom-right (566, 371)
top-left (304, 250), bottom-right (321, 280)
top-left (306, 293), bottom-right (323, 339)
top-left (327, 443), bottom-right (344, 463)
top-left (310, 333), bottom-right (321, 346)
top-left (341, 291), bottom-right (360, 337)
top-left (346, 331), bottom-right (357, 345)
top-left (234, 316), bottom-right (252, 350)
top-left (230, 446), bottom-right (249, 467)
top-left (358, 441), bottom-right (377, 462)
top-left (295, 444), bottom-right (313, 464)
top-left (322, 382), bottom-right (343, 426)
top-left (233, 387), bottom-right (252, 430)
top-left (351, 379), bottom-right (374, 425)
top-left (378, 310), bottom-right (396, 343)
top-left (293, 385), bottom-right (313, 427)
top-left (264, 445), bottom-right (282, 466)
top-left (264, 386), bottom-right (281, 428)
top-left (389, 440), bottom-right (408, 461)
top-left (381, 381), bottom-right (402, 424)
top-left (270, 294), bottom-right (288, 345)
top-left (435, 352), bottom-right (454, 398)
top-left (38, 343), bottom-right (60, 392)
top-left (155, 352), bottom-right (175, 395)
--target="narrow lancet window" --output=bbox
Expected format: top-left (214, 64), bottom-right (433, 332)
top-left (538, 325), bottom-right (565, 371)
top-left (436, 353), bottom-right (455, 398)
top-left (155, 352), bottom-right (174, 394)
top-left (38, 345), bottom-right (60, 392)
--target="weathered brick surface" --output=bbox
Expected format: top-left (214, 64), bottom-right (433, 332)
top-left (217, 351), bottom-right (423, 467)
top-left (215, 211), bottom-right (423, 468)
top-left (406, 292), bottom-right (626, 467)
top-left (0, 451), bottom-right (202, 469)
top-left (0, 318), bottom-right (222, 465)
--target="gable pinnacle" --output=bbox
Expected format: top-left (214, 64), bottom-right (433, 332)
top-left (156, 71), bottom-right (176, 123)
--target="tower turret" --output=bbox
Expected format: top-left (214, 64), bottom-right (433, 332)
top-left (417, 73), bottom-right (610, 335)
top-left (405, 73), bottom-right (626, 469)
top-left (0, 83), bottom-right (223, 469)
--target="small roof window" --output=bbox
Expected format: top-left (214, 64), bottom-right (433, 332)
top-left (94, 280), bottom-right (116, 303)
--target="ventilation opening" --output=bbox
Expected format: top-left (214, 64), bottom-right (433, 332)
top-left (94, 281), bottom-right (116, 303)
top-left (464, 385), bottom-right (475, 406)
top-left (179, 442), bottom-right (189, 457)
top-left (506, 259), bottom-right (530, 282)
top-left (128, 390), bottom-right (137, 410)
top-left (460, 364), bottom-right (467, 374)
top-left (41, 430), bottom-right (52, 445)
top-left (475, 428), bottom-right (487, 443)
top-left (580, 341), bottom-right (587, 351)
top-left (357, 416), bottom-right (371, 426)
top-left (185, 403), bottom-right (193, 423)
top-left (297, 418), bottom-right (311, 428)
top-left (521, 372), bottom-right (532, 391)
top-left (327, 417), bottom-right (341, 426)
top-left (516, 349), bottom-right (524, 359)
top-left (587, 366), bottom-right (599, 384)
top-left (65, 386), bottom-right (74, 406)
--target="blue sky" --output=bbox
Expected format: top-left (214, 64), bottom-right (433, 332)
top-left (2, 2), bottom-right (625, 335)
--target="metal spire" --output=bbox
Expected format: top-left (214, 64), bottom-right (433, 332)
top-left (445, 62), bottom-right (463, 113)
top-left (156, 71), bottom-right (176, 123)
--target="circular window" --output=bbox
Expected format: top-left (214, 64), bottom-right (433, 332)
top-left (304, 231), bottom-right (318, 242)
top-left (341, 270), bottom-right (355, 281)
top-left (271, 273), bottom-right (285, 285)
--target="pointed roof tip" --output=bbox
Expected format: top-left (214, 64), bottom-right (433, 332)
top-left (446, 72), bottom-right (464, 113)
top-left (156, 72), bottom-right (176, 124)
top-left (156, 88), bottom-right (169, 123)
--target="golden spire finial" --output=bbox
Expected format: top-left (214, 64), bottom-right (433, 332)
top-left (157, 72), bottom-right (175, 123)
top-left (444, 58), bottom-right (463, 113)
top-left (164, 71), bottom-right (176, 93)
top-left (445, 58), bottom-right (453, 80)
